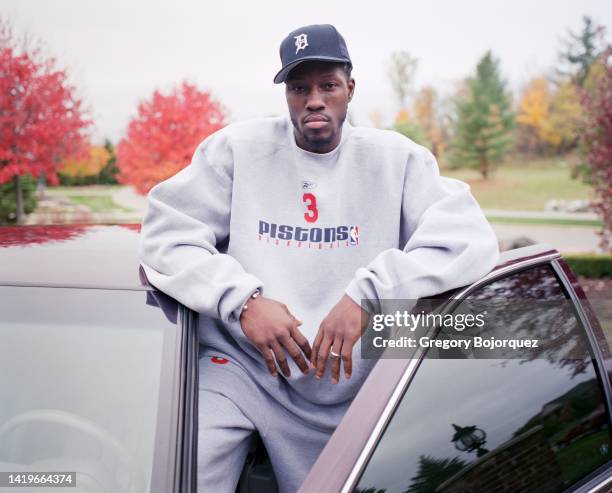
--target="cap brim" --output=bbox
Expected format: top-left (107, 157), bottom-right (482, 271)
top-left (273, 56), bottom-right (351, 84)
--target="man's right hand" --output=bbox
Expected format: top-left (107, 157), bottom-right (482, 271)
top-left (239, 296), bottom-right (312, 378)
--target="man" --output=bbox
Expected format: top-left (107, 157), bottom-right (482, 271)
top-left (139, 24), bottom-right (499, 492)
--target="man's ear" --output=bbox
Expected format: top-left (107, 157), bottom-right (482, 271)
top-left (348, 78), bottom-right (355, 102)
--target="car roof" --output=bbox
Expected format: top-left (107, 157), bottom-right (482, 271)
top-left (0, 224), bottom-right (560, 291)
top-left (0, 224), bottom-right (149, 290)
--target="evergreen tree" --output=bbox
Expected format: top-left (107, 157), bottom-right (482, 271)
top-left (450, 51), bottom-right (513, 179)
top-left (559, 16), bottom-right (606, 86)
top-left (98, 139), bottom-right (119, 184)
top-left (404, 455), bottom-right (466, 493)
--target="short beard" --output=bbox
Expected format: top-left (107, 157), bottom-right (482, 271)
top-left (302, 129), bottom-right (337, 152)
top-left (291, 113), bottom-right (346, 153)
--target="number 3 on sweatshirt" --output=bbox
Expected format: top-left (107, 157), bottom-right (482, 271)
top-left (303, 193), bottom-right (318, 223)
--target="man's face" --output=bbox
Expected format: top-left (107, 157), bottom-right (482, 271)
top-left (285, 61), bottom-right (355, 154)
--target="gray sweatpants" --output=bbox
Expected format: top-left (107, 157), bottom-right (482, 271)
top-left (197, 353), bottom-right (334, 493)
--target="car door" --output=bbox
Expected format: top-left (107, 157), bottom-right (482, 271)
top-left (0, 284), bottom-right (199, 493)
top-left (302, 250), bottom-right (612, 493)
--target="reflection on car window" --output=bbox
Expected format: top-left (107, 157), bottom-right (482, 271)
top-left (0, 286), bottom-right (177, 493)
top-left (355, 265), bottom-right (612, 493)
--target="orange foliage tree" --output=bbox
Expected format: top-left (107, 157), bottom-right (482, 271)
top-left (413, 86), bottom-right (447, 160)
top-left (542, 81), bottom-right (582, 153)
top-left (516, 77), bottom-right (582, 154)
top-left (117, 82), bottom-right (227, 194)
top-left (516, 77), bottom-right (551, 152)
top-left (60, 145), bottom-right (111, 178)
top-left (392, 88), bottom-right (448, 161)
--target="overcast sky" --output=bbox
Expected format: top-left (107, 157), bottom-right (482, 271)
top-left (3, 0), bottom-right (611, 143)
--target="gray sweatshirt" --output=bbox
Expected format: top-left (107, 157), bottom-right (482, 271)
top-left (139, 116), bottom-right (499, 430)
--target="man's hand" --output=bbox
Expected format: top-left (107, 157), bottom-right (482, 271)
top-left (311, 295), bottom-right (369, 384)
top-left (239, 296), bottom-right (312, 378)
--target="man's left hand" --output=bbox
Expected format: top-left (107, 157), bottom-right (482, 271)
top-left (311, 295), bottom-right (369, 384)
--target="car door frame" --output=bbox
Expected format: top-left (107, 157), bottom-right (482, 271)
top-left (149, 296), bottom-right (199, 493)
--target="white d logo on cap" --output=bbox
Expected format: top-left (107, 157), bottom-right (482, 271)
top-left (294, 33), bottom-right (308, 54)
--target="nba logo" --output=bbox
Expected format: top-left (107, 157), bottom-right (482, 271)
top-left (349, 226), bottom-right (359, 246)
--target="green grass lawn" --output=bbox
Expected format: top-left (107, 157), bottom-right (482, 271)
top-left (442, 156), bottom-right (594, 211)
top-left (485, 216), bottom-right (602, 227)
top-left (68, 195), bottom-right (133, 213)
top-left (556, 430), bottom-right (611, 485)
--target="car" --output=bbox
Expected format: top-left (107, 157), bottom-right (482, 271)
top-left (0, 224), bottom-right (610, 493)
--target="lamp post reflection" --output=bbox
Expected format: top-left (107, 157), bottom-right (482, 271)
top-left (451, 424), bottom-right (489, 458)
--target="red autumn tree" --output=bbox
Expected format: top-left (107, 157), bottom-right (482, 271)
top-left (581, 47), bottom-right (612, 251)
top-left (117, 82), bottom-right (227, 194)
top-left (0, 19), bottom-right (90, 223)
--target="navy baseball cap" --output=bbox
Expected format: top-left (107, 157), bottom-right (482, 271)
top-left (273, 24), bottom-right (352, 84)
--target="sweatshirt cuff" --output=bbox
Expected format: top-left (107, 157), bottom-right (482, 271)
top-left (225, 275), bottom-right (264, 323)
top-left (345, 277), bottom-right (377, 314)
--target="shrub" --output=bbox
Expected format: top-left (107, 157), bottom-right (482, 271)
top-left (565, 254), bottom-right (612, 278)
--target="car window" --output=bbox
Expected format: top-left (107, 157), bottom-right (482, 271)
top-left (354, 264), bottom-right (612, 493)
top-left (0, 286), bottom-right (178, 493)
